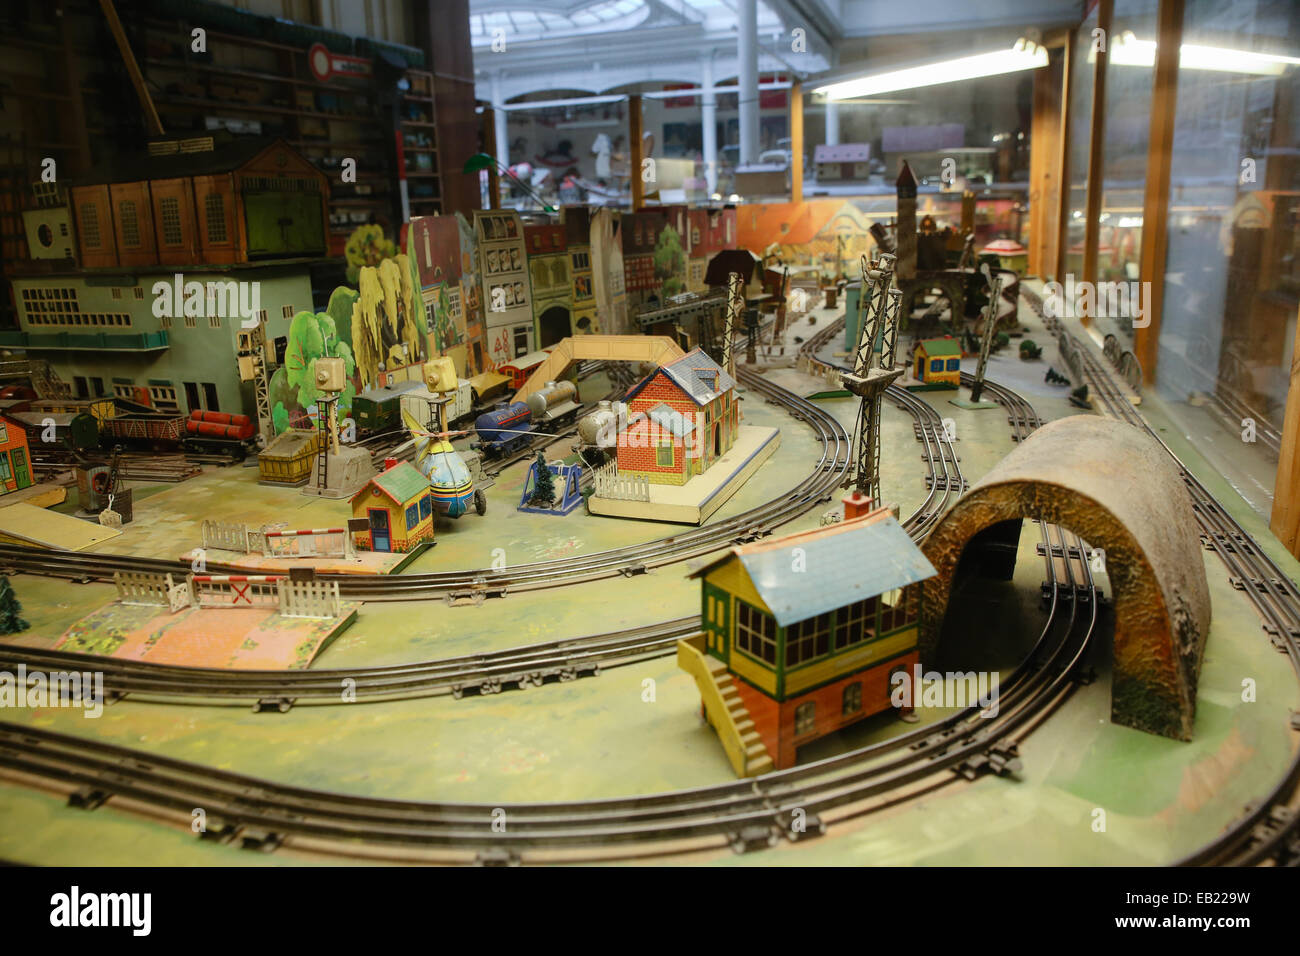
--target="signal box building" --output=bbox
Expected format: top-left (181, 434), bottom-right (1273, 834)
top-left (616, 348), bottom-right (737, 485)
top-left (679, 504), bottom-right (937, 775)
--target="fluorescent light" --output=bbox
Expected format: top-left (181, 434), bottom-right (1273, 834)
top-left (1100, 31), bottom-right (1300, 75)
top-left (813, 41), bottom-right (1048, 100)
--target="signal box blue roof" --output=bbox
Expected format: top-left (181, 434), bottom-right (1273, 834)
top-left (691, 512), bottom-right (936, 627)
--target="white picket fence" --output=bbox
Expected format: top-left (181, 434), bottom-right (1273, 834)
top-left (263, 527), bottom-right (351, 559)
top-left (114, 572), bottom-right (190, 614)
top-left (279, 579), bottom-right (342, 619)
top-left (201, 520), bottom-right (254, 553)
top-left (593, 462), bottom-right (650, 502)
top-left (191, 575), bottom-right (282, 609)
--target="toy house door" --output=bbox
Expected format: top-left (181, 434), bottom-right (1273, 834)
top-left (11, 450), bottom-right (29, 489)
top-left (368, 509), bottom-right (391, 551)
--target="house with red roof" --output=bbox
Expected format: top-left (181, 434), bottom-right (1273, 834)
top-left (615, 347), bottom-right (739, 485)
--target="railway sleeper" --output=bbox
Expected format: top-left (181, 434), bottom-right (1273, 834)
top-left (957, 743), bottom-right (1022, 781)
top-left (254, 697), bottom-right (295, 714)
top-left (728, 824), bottom-right (779, 854)
top-left (621, 563), bottom-right (648, 577)
top-left (196, 816), bottom-right (244, 844)
top-left (67, 786), bottom-right (112, 810)
top-left (238, 827), bottom-right (285, 853)
top-left (475, 848), bottom-right (521, 867)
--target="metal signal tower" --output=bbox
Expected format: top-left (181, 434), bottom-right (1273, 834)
top-left (236, 322), bottom-right (274, 446)
top-left (842, 253), bottom-right (904, 503)
top-left (722, 271), bottom-right (745, 378)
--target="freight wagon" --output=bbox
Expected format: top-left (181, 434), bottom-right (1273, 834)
top-left (182, 410), bottom-right (257, 460)
top-left (11, 411), bottom-right (99, 454)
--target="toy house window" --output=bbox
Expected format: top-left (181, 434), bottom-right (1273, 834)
top-left (112, 383), bottom-right (136, 400)
top-left (118, 201), bottom-right (140, 247)
top-left (0, 422), bottom-right (7, 444)
top-left (79, 203), bottom-right (101, 247)
top-left (842, 682), bottom-right (862, 716)
top-left (945, 358), bottom-right (960, 371)
top-left (202, 383), bottom-right (219, 412)
top-left (655, 441), bottom-right (673, 467)
top-left (159, 197), bottom-right (183, 246)
top-left (735, 600), bottom-right (777, 665)
top-left (282, 305), bottom-right (294, 319)
top-left (405, 502), bottom-right (420, 529)
top-left (134, 287), bottom-right (144, 300)
top-left (419, 496), bottom-right (432, 520)
top-left (785, 612), bottom-right (831, 668)
top-left (205, 193), bottom-right (227, 244)
top-left (111, 287), bottom-right (121, 299)
top-left (879, 588), bottom-right (905, 633)
top-left (209, 314), bottom-right (221, 329)
top-left (794, 702), bottom-right (816, 737)
top-left (91, 378), bottom-right (105, 397)
top-left (513, 328), bottom-right (529, 356)
top-left (0, 454), bottom-right (10, 482)
top-left (834, 598), bottom-right (877, 649)
top-left (929, 359), bottom-right (943, 373)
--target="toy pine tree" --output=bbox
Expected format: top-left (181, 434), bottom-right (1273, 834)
top-left (529, 452), bottom-right (556, 507)
top-left (0, 576), bottom-right (28, 634)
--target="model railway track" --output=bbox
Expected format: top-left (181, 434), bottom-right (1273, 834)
top-left (0, 530), bottom-right (1097, 861)
top-left (1024, 286), bottom-right (1300, 867)
top-left (0, 322), bottom-right (1108, 860)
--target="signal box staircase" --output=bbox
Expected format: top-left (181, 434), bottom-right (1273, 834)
top-left (677, 636), bottom-right (773, 777)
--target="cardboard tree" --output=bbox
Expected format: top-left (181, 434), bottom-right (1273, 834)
top-left (0, 576), bottom-right (28, 634)
top-left (529, 452), bottom-right (556, 507)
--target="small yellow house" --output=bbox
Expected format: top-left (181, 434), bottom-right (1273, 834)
top-left (350, 461), bottom-right (434, 552)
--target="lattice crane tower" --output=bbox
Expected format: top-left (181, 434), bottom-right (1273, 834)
top-left (842, 253), bottom-right (904, 503)
top-left (722, 271), bottom-right (745, 379)
top-left (235, 322), bottom-right (274, 446)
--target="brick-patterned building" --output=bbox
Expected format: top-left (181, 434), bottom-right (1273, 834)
top-left (615, 347), bottom-right (738, 485)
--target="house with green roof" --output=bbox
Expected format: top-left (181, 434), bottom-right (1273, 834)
top-left (350, 461), bottom-right (434, 553)
top-left (913, 336), bottom-right (963, 389)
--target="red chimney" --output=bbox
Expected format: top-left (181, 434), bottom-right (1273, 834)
top-left (843, 491), bottom-right (873, 521)
top-left (383, 457), bottom-right (399, 471)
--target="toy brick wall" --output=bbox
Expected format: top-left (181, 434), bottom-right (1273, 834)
top-left (771, 650), bottom-right (919, 769)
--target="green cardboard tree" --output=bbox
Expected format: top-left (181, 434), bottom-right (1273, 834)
top-left (0, 576), bottom-right (28, 634)
top-left (529, 452), bottom-right (555, 508)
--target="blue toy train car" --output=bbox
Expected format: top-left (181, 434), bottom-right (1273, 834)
top-left (474, 402), bottom-right (532, 456)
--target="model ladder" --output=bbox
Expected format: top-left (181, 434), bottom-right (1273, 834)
top-left (842, 253), bottom-right (904, 503)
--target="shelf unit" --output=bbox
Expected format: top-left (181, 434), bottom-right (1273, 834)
top-left (400, 69), bottom-right (442, 215)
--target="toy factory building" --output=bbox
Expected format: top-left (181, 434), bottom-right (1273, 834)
top-left (616, 347), bottom-right (738, 485)
top-left (562, 207), bottom-right (598, 334)
top-left (473, 209), bottom-right (533, 366)
top-left (679, 503), bottom-right (937, 776)
top-left (406, 213), bottom-right (488, 378)
top-left (5, 133), bottom-right (325, 417)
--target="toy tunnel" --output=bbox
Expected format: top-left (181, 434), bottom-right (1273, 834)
top-left (919, 416), bottom-right (1212, 741)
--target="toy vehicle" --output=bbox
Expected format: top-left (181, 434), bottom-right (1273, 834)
top-left (99, 411), bottom-right (187, 450)
top-left (11, 410), bottom-right (99, 454)
top-left (399, 380), bottom-right (475, 432)
top-left (474, 401), bottom-right (532, 456)
top-left (181, 410), bottom-right (257, 461)
top-left (352, 380), bottom-right (424, 435)
top-left (575, 400), bottom-right (619, 464)
top-left (498, 350), bottom-right (551, 390)
top-left (525, 380), bottom-right (581, 429)
top-left (402, 409), bottom-right (486, 518)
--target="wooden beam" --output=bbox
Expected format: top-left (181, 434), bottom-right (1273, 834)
top-left (1271, 302), bottom-right (1300, 559)
top-left (1081, 0), bottom-right (1113, 322)
top-left (1029, 46), bottom-right (1064, 277)
top-left (1135, 0), bottom-right (1184, 386)
top-left (629, 94), bottom-right (644, 211)
top-left (790, 81), bottom-right (804, 204)
top-left (97, 0), bottom-right (164, 138)
top-left (1053, 29), bottom-right (1075, 283)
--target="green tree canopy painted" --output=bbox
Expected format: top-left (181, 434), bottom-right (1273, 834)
top-left (0, 576), bottom-right (27, 634)
top-left (653, 224), bottom-right (686, 298)
top-left (272, 309), bottom-right (358, 431)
